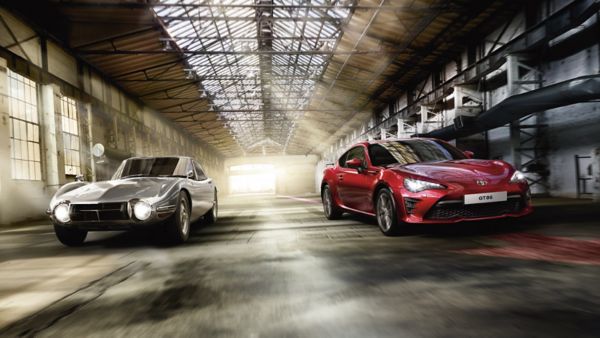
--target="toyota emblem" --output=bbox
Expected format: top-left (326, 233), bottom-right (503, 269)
top-left (476, 180), bottom-right (488, 186)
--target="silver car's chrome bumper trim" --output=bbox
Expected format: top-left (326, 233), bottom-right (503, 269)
top-left (157, 205), bottom-right (176, 212)
top-left (156, 205), bottom-right (177, 216)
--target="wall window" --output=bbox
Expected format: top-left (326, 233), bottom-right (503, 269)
top-left (8, 70), bottom-right (41, 180)
top-left (60, 96), bottom-right (81, 176)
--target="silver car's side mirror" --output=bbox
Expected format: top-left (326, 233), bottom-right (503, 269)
top-left (75, 175), bottom-right (85, 182)
top-left (187, 170), bottom-right (195, 179)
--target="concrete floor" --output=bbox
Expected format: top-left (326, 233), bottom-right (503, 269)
top-left (1, 195), bottom-right (600, 337)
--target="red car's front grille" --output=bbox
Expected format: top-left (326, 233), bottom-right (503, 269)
top-left (70, 203), bottom-right (129, 222)
top-left (425, 197), bottom-right (525, 220)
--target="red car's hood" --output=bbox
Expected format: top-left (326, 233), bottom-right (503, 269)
top-left (389, 159), bottom-right (513, 185)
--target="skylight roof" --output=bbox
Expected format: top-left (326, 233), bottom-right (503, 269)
top-left (154, 0), bottom-right (352, 154)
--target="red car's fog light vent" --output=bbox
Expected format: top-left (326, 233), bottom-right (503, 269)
top-left (404, 198), bottom-right (420, 214)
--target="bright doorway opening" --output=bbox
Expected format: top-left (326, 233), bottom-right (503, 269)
top-left (229, 164), bottom-right (276, 195)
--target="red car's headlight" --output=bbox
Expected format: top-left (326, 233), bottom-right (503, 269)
top-left (509, 170), bottom-right (527, 184)
top-left (404, 178), bottom-right (445, 193)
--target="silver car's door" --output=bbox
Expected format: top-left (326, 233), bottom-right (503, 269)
top-left (187, 160), bottom-right (214, 220)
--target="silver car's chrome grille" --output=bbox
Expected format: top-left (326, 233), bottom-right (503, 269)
top-left (70, 203), bottom-right (129, 222)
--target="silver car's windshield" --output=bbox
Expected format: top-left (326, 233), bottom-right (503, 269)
top-left (113, 158), bottom-right (188, 179)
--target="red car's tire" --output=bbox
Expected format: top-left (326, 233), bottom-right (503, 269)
top-left (375, 188), bottom-right (401, 236)
top-left (322, 185), bottom-right (343, 220)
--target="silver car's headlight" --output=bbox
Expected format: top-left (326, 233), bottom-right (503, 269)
top-left (133, 200), bottom-right (152, 221)
top-left (509, 170), bottom-right (527, 184)
top-left (53, 202), bottom-right (71, 223)
top-left (404, 178), bottom-right (445, 193)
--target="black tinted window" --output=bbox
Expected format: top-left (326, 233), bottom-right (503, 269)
top-left (194, 161), bottom-right (207, 180)
top-left (338, 150), bottom-right (349, 167)
top-left (186, 159), bottom-right (196, 179)
top-left (115, 157), bottom-right (188, 179)
top-left (368, 144), bottom-right (398, 167)
top-left (341, 146), bottom-right (365, 167)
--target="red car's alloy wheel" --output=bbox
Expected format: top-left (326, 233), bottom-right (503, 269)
top-left (322, 185), bottom-right (342, 220)
top-left (376, 188), bottom-right (399, 235)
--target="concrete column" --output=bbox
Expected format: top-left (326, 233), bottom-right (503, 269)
top-left (506, 54), bottom-right (522, 168)
top-left (592, 147), bottom-right (600, 202)
top-left (84, 102), bottom-right (96, 181)
top-left (0, 58), bottom-right (10, 224)
top-left (506, 54), bottom-right (519, 96)
top-left (40, 84), bottom-right (60, 189)
top-left (509, 121), bottom-right (522, 169)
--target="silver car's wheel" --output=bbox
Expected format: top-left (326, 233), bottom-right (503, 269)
top-left (164, 192), bottom-right (190, 245)
top-left (375, 188), bottom-right (399, 236)
top-left (179, 198), bottom-right (190, 236)
top-left (204, 190), bottom-right (218, 225)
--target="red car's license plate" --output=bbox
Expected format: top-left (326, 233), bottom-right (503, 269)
top-left (464, 191), bottom-right (507, 205)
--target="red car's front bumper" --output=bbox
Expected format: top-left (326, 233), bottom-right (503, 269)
top-left (392, 182), bottom-right (533, 224)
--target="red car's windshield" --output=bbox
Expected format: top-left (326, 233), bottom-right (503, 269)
top-left (369, 140), bottom-right (466, 166)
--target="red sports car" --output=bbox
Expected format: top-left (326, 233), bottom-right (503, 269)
top-left (321, 138), bottom-right (532, 235)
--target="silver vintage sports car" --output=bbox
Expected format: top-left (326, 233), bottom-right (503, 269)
top-left (48, 156), bottom-right (218, 246)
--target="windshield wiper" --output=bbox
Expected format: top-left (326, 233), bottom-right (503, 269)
top-left (157, 174), bottom-right (186, 178)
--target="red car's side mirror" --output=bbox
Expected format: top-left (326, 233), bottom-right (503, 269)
top-left (464, 151), bottom-right (474, 159)
top-left (345, 157), bottom-right (364, 171)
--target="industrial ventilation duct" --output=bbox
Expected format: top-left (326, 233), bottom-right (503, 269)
top-left (422, 74), bottom-right (600, 140)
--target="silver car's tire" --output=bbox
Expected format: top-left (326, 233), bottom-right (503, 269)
top-left (322, 185), bottom-right (343, 220)
top-left (164, 192), bottom-right (190, 244)
top-left (54, 225), bottom-right (87, 247)
top-left (204, 190), bottom-right (218, 225)
top-left (375, 188), bottom-right (400, 236)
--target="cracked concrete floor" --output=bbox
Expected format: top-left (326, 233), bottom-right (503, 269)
top-left (1, 195), bottom-right (600, 337)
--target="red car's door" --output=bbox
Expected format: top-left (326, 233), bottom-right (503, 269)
top-left (336, 146), bottom-right (375, 212)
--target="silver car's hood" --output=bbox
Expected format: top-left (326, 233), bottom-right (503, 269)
top-left (58, 177), bottom-right (179, 203)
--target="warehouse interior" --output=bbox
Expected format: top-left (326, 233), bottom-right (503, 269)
top-left (0, 0), bottom-right (599, 336)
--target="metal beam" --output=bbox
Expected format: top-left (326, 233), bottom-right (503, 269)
top-left (168, 108), bottom-right (357, 114)
top-left (75, 49), bottom-right (405, 56)
top-left (52, 2), bottom-right (456, 11)
top-left (72, 27), bottom-right (159, 49)
top-left (160, 16), bottom-right (342, 23)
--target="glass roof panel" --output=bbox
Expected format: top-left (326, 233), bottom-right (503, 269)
top-left (154, 0), bottom-right (353, 152)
